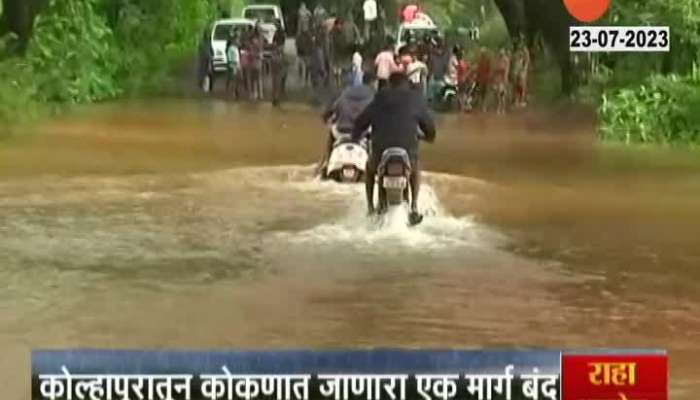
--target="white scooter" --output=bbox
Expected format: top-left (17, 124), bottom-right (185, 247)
top-left (324, 125), bottom-right (369, 183)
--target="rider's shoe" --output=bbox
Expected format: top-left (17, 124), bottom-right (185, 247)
top-left (408, 210), bottom-right (424, 226)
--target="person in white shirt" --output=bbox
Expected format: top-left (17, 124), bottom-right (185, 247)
top-left (352, 46), bottom-right (364, 86)
top-left (363, 0), bottom-right (378, 41)
top-left (297, 3), bottom-right (312, 36)
top-left (407, 54), bottom-right (428, 94)
top-left (444, 46), bottom-right (461, 87)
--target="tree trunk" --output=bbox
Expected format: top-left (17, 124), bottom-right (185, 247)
top-left (5, 0), bottom-right (31, 53)
top-left (494, 0), bottom-right (577, 95)
top-left (527, 0), bottom-right (577, 94)
top-left (381, 0), bottom-right (399, 27)
top-left (103, 0), bottom-right (124, 29)
top-left (1, 0), bottom-right (46, 54)
top-left (493, 0), bottom-right (527, 43)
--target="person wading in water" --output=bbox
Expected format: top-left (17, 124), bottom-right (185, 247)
top-left (493, 48), bottom-right (511, 114)
top-left (512, 44), bottom-right (530, 107)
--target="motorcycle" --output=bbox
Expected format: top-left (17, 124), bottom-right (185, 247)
top-left (373, 144), bottom-right (425, 226)
top-left (324, 125), bottom-right (369, 183)
top-left (376, 147), bottom-right (412, 211)
top-left (430, 78), bottom-right (459, 112)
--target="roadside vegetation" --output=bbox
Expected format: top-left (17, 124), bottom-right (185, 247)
top-left (592, 0), bottom-right (700, 145)
top-left (2, 0), bottom-right (699, 145)
top-left (0, 0), bottom-right (218, 137)
top-left (441, 0), bottom-right (700, 146)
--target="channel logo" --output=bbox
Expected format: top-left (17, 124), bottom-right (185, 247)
top-left (564, 0), bottom-right (612, 23)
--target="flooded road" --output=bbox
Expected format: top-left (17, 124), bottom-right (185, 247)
top-left (1, 100), bottom-right (699, 399)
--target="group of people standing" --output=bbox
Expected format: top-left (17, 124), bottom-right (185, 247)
top-left (296, 2), bottom-right (367, 99)
top-left (200, 2), bottom-right (532, 113)
top-left (370, 34), bottom-right (532, 114)
top-left (309, 4), bottom-right (536, 221)
top-left (224, 22), bottom-right (288, 105)
top-left (468, 44), bottom-right (531, 113)
top-left (304, 16), bottom-right (531, 116)
top-left (198, 20), bottom-right (288, 106)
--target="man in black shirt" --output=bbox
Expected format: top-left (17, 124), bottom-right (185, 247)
top-left (353, 72), bottom-right (436, 220)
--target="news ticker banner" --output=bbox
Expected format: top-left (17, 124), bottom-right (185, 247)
top-left (32, 349), bottom-right (668, 400)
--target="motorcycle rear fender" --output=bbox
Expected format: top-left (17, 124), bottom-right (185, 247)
top-left (378, 147), bottom-right (411, 176)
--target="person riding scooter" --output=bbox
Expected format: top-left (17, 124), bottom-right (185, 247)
top-left (316, 73), bottom-right (376, 176)
top-left (353, 72), bottom-right (436, 224)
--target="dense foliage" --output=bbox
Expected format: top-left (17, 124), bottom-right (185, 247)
top-left (593, 0), bottom-right (700, 145)
top-left (600, 68), bottom-right (700, 145)
top-left (30, 0), bottom-right (120, 103)
top-left (0, 0), bottom-right (216, 133)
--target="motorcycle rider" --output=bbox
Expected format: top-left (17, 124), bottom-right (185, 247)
top-left (353, 72), bottom-right (436, 223)
top-left (316, 73), bottom-right (377, 176)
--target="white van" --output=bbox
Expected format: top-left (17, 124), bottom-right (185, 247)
top-left (242, 4), bottom-right (286, 46)
top-left (210, 18), bottom-right (256, 72)
top-left (395, 13), bottom-right (440, 53)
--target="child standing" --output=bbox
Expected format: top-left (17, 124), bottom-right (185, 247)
top-left (270, 47), bottom-right (288, 107)
top-left (493, 48), bottom-right (511, 114)
top-left (475, 47), bottom-right (492, 112)
top-left (512, 46), bottom-right (530, 107)
top-left (457, 51), bottom-right (474, 111)
top-left (226, 35), bottom-right (241, 99)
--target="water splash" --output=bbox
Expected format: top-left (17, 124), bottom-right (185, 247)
top-left (266, 166), bottom-right (502, 252)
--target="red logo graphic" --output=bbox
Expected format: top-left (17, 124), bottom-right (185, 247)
top-left (564, 0), bottom-right (612, 23)
top-left (562, 354), bottom-right (668, 400)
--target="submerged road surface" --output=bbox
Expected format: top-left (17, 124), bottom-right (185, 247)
top-left (1, 100), bottom-right (699, 399)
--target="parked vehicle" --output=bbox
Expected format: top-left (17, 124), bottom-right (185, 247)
top-left (429, 78), bottom-right (459, 112)
top-left (242, 4), bottom-right (286, 46)
top-left (210, 18), bottom-right (256, 73)
top-left (395, 13), bottom-right (439, 54)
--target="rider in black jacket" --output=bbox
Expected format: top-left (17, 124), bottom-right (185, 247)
top-left (353, 72), bottom-right (436, 219)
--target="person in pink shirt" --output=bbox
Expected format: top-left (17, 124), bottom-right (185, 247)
top-left (375, 40), bottom-right (402, 90)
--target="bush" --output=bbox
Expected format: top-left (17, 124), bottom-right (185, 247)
top-left (0, 0), bottom-right (217, 133)
top-left (0, 58), bottom-right (38, 128)
top-left (599, 66), bottom-right (700, 145)
top-left (586, 0), bottom-right (700, 145)
top-left (114, 0), bottom-right (215, 94)
top-left (28, 0), bottom-right (121, 103)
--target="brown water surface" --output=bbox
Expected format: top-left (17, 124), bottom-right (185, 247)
top-left (1, 100), bottom-right (699, 399)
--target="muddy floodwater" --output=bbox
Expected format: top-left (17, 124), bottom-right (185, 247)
top-left (1, 99), bottom-right (699, 399)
